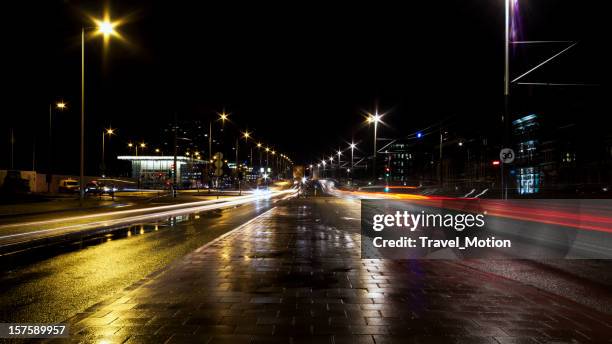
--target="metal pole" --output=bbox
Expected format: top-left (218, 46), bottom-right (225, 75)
top-left (439, 127), bottom-right (443, 186)
top-left (102, 131), bottom-right (105, 174)
top-left (173, 115), bottom-right (177, 197)
top-left (209, 121), bottom-right (212, 162)
top-left (48, 104), bottom-right (53, 192)
top-left (235, 138), bottom-right (239, 176)
top-left (372, 120), bottom-right (378, 181)
top-left (503, 0), bottom-right (510, 199)
top-left (80, 27), bottom-right (85, 201)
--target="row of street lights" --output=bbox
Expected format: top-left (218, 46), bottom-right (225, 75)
top-left (313, 111), bottom-right (382, 180)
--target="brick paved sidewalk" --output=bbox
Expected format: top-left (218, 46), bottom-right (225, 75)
top-left (54, 199), bottom-right (612, 344)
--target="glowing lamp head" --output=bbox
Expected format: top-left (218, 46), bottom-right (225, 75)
top-left (56, 102), bottom-right (66, 110)
top-left (367, 113), bottom-right (382, 124)
top-left (105, 128), bottom-right (114, 135)
top-left (98, 21), bottom-right (115, 35)
top-left (127, 143), bottom-right (133, 147)
top-left (139, 143), bottom-right (146, 148)
top-left (349, 143), bottom-right (356, 149)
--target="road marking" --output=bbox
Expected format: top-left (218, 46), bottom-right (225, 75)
top-left (194, 206), bottom-right (278, 253)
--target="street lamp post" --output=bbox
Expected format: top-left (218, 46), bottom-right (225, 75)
top-left (79, 16), bottom-right (122, 201)
top-left (349, 142), bottom-right (356, 169)
top-left (502, 0), bottom-right (512, 199)
top-left (128, 142), bottom-right (145, 157)
top-left (48, 101), bottom-right (66, 192)
top-left (101, 128), bottom-right (114, 175)
top-left (257, 143), bottom-right (262, 172)
top-left (367, 113), bottom-right (382, 182)
top-left (265, 147), bottom-right (270, 173)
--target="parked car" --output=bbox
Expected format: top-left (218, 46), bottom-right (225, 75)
top-left (58, 179), bottom-right (79, 193)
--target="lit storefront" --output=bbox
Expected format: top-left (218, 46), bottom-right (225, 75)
top-left (117, 156), bottom-right (207, 188)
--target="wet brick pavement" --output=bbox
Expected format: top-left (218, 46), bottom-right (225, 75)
top-left (46, 198), bottom-right (612, 343)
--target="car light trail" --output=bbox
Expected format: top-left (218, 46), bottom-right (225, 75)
top-left (0, 189), bottom-right (297, 245)
top-left (323, 181), bottom-right (612, 234)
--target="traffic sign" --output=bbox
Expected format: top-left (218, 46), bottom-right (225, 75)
top-left (499, 148), bottom-right (515, 164)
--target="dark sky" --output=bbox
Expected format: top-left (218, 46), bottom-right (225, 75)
top-left (2, 0), bottom-right (607, 173)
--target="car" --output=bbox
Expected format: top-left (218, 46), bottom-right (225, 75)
top-left (85, 181), bottom-right (116, 195)
top-left (58, 179), bottom-right (80, 193)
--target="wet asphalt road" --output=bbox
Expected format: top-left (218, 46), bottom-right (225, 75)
top-left (0, 196), bottom-right (280, 324)
top-left (1, 192), bottom-right (612, 330)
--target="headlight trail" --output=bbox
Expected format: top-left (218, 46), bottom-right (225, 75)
top-left (0, 189), bottom-right (296, 245)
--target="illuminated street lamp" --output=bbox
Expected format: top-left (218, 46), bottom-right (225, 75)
top-left (101, 127), bottom-right (115, 174)
top-left (366, 112), bottom-right (383, 180)
top-left (47, 101), bottom-right (67, 192)
top-left (256, 142), bottom-right (263, 170)
top-left (128, 141), bottom-right (146, 156)
top-left (219, 112), bottom-right (229, 123)
top-left (349, 142), bottom-right (356, 169)
top-left (78, 13), bottom-right (124, 200)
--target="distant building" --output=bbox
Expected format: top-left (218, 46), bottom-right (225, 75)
top-left (384, 141), bottom-right (414, 184)
top-left (512, 114), bottom-right (542, 195)
top-left (117, 155), bottom-right (207, 189)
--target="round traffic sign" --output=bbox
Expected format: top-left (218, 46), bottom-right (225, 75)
top-left (500, 148), bottom-right (515, 164)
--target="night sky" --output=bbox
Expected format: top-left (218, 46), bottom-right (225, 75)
top-left (3, 0), bottom-right (607, 174)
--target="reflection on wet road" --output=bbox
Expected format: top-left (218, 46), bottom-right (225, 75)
top-left (0, 198), bottom-right (276, 323)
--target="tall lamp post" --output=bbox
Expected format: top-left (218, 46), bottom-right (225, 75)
top-left (101, 127), bottom-right (114, 175)
top-left (349, 142), bottom-right (356, 169)
top-left (48, 101), bottom-right (66, 192)
top-left (502, 0), bottom-right (512, 199)
top-left (367, 112), bottom-right (382, 181)
top-left (79, 15), bottom-right (123, 200)
top-left (257, 142), bottom-right (263, 172)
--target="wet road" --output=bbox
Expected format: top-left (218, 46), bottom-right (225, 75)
top-left (2, 192), bottom-right (612, 340)
top-left (0, 196), bottom-right (284, 324)
top-left (57, 197), bottom-right (612, 344)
